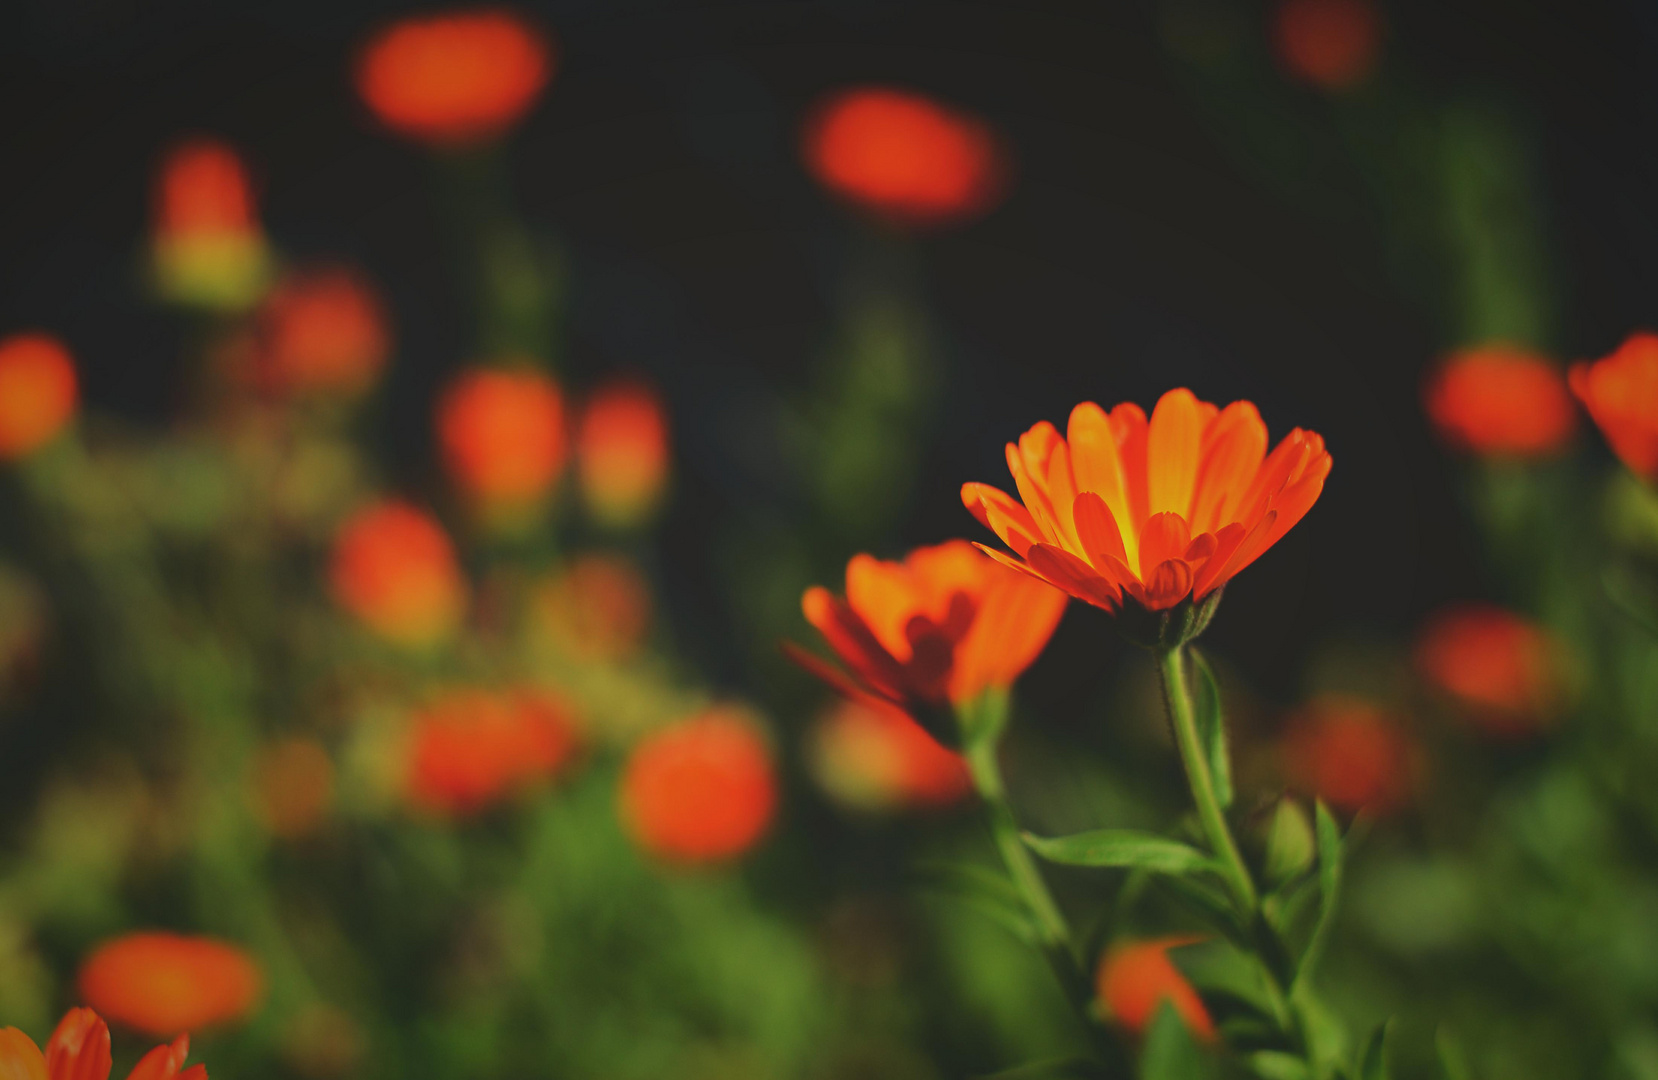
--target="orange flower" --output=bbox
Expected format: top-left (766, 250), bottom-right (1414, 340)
top-left (151, 139), bottom-right (269, 310)
top-left (1272, 0), bottom-right (1383, 91)
top-left (79, 934), bottom-right (262, 1036)
top-left (406, 689), bottom-right (579, 815)
top-left (1280, 696), bottom-right (1416, 813)
top-left (576, 380), bottom-right (670, 528)
top-left (1570, 331), bottom-right (1658, 482)
top-left (0, 1008), bottom-right (208, 1080)
top-left (801, 87), bottom-right (1007, 228)
top-left (796, 540), bottom-right (1067, 717)
top-left (356, 9), bottom-right (553, 147)
top-left (531, 552), bottom-right (652, 663)
top-left (251, 737), bottom-right (335, 839)
top-left (808, 698), bottom-right (971, 812)
top-left (256, 269), bottom-right (390, 397)
top-left (619, 708), bottom-right (777, 864)
top-left (436, 366), bottom-right (567, 509)
top-left (1415, 604), bottom-right (1565, 737)
top-left (1424, 345), bottom-right (1576, 458)
top-left (964, 388), bottom-right (1332, 619)
top-left (328, 500), bottom-right (468, 647)
top-left (0, 333), bottom-right (77, 460)
top-left (1095, 938), bottom-right (1215, 1042)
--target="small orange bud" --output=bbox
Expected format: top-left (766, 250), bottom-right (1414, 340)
top-left (78, 933), bottom-right (262, 1037)
top-left (1280, 696), bottom-right (1416, 814)
top-left (1570, 331), bottom-right (1658, 483)
top-left (256, 269), bottom-right (390, 398)
top-left (0, 333), bottom-right (77, 460)
top-left (1096, 938), bottom-right (1215, 1042)
top-left (436, 367), bottom-right (567, 509)
top-left (1415, 604), bottom-right (1565, 737)
top-left (356, 9), bottom-right (553, 147)
top-left (328, 500), bottom-right (467, 647)
top-left (619, 709), bottom-right (777, 864)
top-left (252, 737), bottom-right (335, 839)
top-left (1272, 0), bottom-right (1383, 91)
top-left (151, 139), bottom-right (269, 310)
top-left (576, 380), bottom-right (670, 528)
top-left (406, 689), bottom-right (579, 816)
top-left (1424, 345), bottom-right (1576, 459)
top-left (808, 698), bottom-right (971, 812)
top-left (531, 552), bottom-right (652, 663)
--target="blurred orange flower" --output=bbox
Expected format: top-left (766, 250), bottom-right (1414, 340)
top-left (328, 500), bottom-right (468, 647)
top-left (577, 380), bottom-right (670, 528)
top-left (79, 934), bottom-right (262, 1037)
top-left (1424, 345), bottom-right (1576, 459)
top-left (252, 737), bottom-right (335, 839)
top-left (0, 333), bottom-right (77, 460)
top-left (151, 139), bottom-right (269, 310)
top-left (532, 552), bottom-right (652, 663)
top-left (0, 1008), bottom-right (208, 1080)
top-left (795, 540), bottom-right (1067, 716)
top-left (964, 389), bottom-right (1332, 615)
top-left (356, 9), bottom-right (553, 147)
top-left (808, 698), bottom-right (971, 812)
top-left (256, 269), bottom-right (390, 398)
top-left (1095, 938), bottom-right (1215, 1042)
top-left (1280, 696), bottom-right (1416, 814)
top-left (802, 86), bottom-right (1007, 227)
top-left (436, 366), bottom-right (567, 509)
top-left (619, 708), bottom-right (777, 864)
top-left (1570, 331), bottom-right (1658, 482)
top-left (1415, 604), bottom-right (1565, 737)
top-left (1273, 0), bottom-right (1383, 91)
top-left (406, 689), bottom-right (579, 816)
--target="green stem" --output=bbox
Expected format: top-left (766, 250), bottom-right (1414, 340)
top-left (1157, 644), bottom-right (1257, 916)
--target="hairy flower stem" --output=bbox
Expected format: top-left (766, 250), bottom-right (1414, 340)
top-left (1157, 644), bottom-right (1257, 917)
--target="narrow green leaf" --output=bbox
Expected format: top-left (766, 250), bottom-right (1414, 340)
top-left (1246, 1051), bottom-right (1311, 1080)
top-left (1190, 648), bottom-right (1233, 809)
top-left (1140, 1002), bottom-right (1211, 1080)
top-left (1156, 873), bottom-right (1247, 938)
top-left (1357, 1020), bottom-right (1391, 1080)
top-left (1293, 801), bottom-right (1344, 988)
top-left (917, 861), bottom-right (1037, 945)
top-left (1024, 829), bottom-right (1218, 873)
top-left (1434, 1028), bottom-right (1473, 1080)
top-left (974, 1055), bottom-right (1108, 1080)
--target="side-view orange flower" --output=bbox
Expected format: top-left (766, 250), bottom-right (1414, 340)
top-left (0, 1008), bottom-right (208, 1080)
top-left (794, 540), bottom-right (1067, 717)
top-left (328, 500), bottom-right (468, 647)
top-left (1415, 604), bottom-right (1566, 737)
top-left (1095, 938), bottom-right (1215, 1042)
top-left (1424, 345), bottom-right (1576, 459)
top-left (0, 332), bottom-right (78, 460)
top-left (1570, 331), bottom-right (1658, 482)
top-left (964, 388), bottom-right (1331, 617)
top-left (79, 933), bottom-right (262, 1036)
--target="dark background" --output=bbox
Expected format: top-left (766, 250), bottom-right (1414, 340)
top-left (2, 0), bottom-right (1655, 704)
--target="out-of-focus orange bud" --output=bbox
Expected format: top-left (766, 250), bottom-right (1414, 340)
top-left (1570, 331), bottom-right (1658, 483)
top-left (436, 366), bottom-right (567, 510)
top-left (78, 933), bottom-right (262, 1037)
top-left (1415, 604), bottom-right (1566, 737)
top-left (406, 688), bottom-right (579, 816)
top-left (802, 86), bottom-right (1007, 228)
top-left (576, 380), bottom-right (670, 528)
top-left (356, 9), bottom-right (553, 147)
top-left (0, 333), bottom-right (77, 460)
top-left (808, 698), bottom-right (971, 812)
top-left (619, 708), bottom-right (776, 864)
top-left (531, 552), bottom-right (652, 663)
top-left (1280, 695), bottom-right (1416, 814)
top-left (1096, 938), bottom-right (1215, 1042)
top-left (252, 737), bottom-right (335, 839)
top-left (151, 139), bottom-right (270, 310)
top-left (1424, 345), bottom-right (1576, 459)
top-left (328, 500), bottom-right (467, 647)
top-left (1272, 0), bottom-right (1383, 91)
top-left (256, 269), bottom-right (390, 398)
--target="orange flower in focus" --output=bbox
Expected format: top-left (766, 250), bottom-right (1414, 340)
top-left (436, 367), bottom-right (567, 509)
top-left (252, 737), bottom-right (335, 839)
top-left (0, 333), bottom-right (77, 460)
top-left (620, 709), bottom-right (777, 864)
top-left (257, 269), bottom-right (390, 397)
top-left (808, 698), bottom-right (971, 812)
top-left (0, 1007), bottom-right (209, 1080)
top-left (795, 540), bottom-right (1067, 718)
top-left (1281, 696), bottom-right (1416, 814)
top-left (802, 87), bottom-right (1007, 227)
top-left (79, 934), bottom-right (262, 1036)
top-left (532, 552), bottom-right (652, 663)
top-left (1096, 938), bottom-right (1215, 1042)
top-left (1570, 332), bottom-right (1658, 482)
top-left (1273, 0), bottom-right (1383, 91)
top-left (1416, 605), bottom-right (1565, 737)
top-left (329, 500), bottom-right (467, 647)
top-left (406, 689), bottom-right (579, 815)
top-left (1424, 345), bottom-right (1576, 458)
top-left (151, 139), bottom-right (269, 310)
top-left (356, 9), bottom-right (553, 147)
top-left (577, 380), bottom-right (670, 528)
top-left (965, 389), bottom-right (1332, 616)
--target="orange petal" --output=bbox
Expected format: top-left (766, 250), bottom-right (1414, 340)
top-left (784, 642), bottom-right (905, 713)
top-left (845, 554), bottom-right (921, 660)
top-left (1067, 402), bottom-right (1136, 548)
top-left (1198, 511), bottom-right (1278, 595)
top-left (1108, 402), bottom-right (1151, 540)
top-left (1025, 543), bottom-right (1123, 611)
top-left (951, 566), bottom-right (1068, 702)
top-left (1137, 511), bottom-right (1192, 580)
top-left (801, 587), bottom-right (909, 699)
top-left (1140, 559), bottom-right (1194, 610)
top-left (1043, 440), bottom-right (1083, 552)
top-left (122, 1038), bottom-right (188, 1080)
top-left (984, 498), bottom-right (1042, 557)
top-left (1005, 442), bottom-right (1062, 545)
top-left (1191, 401), bottom-right (1268, 533)
top-left (961, 482), bottom-right (1038, 541)
top-left (1018, 420), bottom-right (1063, 478)
top-left (1072, 492), bottom-right (1128, 569)
top-left (1192, 522), bottom-right (1250, 598)
top-left (45, 1010), bottom-right (110, 1080)
top-left (1147, 389), bottom-right (1206, 518)
top-left (0, 1029), bottom-right (47, 1080)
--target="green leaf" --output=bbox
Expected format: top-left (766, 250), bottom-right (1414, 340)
top-left (1434, 1028), bottom-right (1473, 1080)
top-left (1155, 873), bottom-right (1247, 938)
top-left (1245, 1051), bottom-right (1311, 1080)
top-left (917, 861), bottom-right (1037, 945)
top-left (1190, 648), bottom-right (1233, 809)
top-left (1293, 801), bottom-right (1344, 988)
top-left (1263, 798), bottom-right (1316, 887)
top-left (1140, 1001), bottom-right (1211, 1080)
top-left (1024, 830), bottom-right (1218, 874)
top-left (975, 1056), bottom-right (1108, 1080)
top-left (1357, 1021), bottom-right (1391, 1080)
